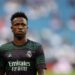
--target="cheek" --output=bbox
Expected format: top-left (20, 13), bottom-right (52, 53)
top-left (23, 27), bottom-right (28, 31)
top-left (25, 28), bottom-right (28, 32)
top-left (11, 28), bottom-right (17, 33)
top-left (23, 29), bottom-right (27, 33)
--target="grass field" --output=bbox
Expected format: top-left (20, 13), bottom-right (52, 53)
top-left (46, 64), bottom-right (75, 75)
top-left (46, 70), bottom-right (75, 75)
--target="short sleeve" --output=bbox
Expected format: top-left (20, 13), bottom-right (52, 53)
top-left (36, 45), bottom-right (46, 70)
top-left (0, 50), bottom-right (6, 71)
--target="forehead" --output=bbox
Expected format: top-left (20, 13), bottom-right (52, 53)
top-left (12, 17), bottom-right (27, 24)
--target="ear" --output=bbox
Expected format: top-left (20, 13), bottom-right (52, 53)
top-left (26, 26), bottom-right (28, 29)
top-left (27, 26), bottom-right (28, 31)
top-left (11, 26), bottom-right (13, 32)
top-left (11, 26), bottom-right (13, 30)
top-left (11, 26), bottom-right (12, 29)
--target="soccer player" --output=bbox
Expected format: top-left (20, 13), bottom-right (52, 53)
top-left (0, 12), bottom-right (46, 75)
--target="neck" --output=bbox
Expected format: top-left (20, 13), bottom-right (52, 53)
top-left (13, 37), bottom-right (27, 46)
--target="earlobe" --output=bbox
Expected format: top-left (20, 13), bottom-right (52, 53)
top-left (11, 26), bottom-right (12, 29)
top-left (11, 26), bottom-right (13, 32)
top-left (27, 26), bottom-right (28, 29)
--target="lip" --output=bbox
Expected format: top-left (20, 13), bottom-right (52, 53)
top-left (17, 30), bottom-right (25, 34)
top-left (18, 30), bottom-right (24, 32)
top-left (17, 31), bottom-right (24, 34)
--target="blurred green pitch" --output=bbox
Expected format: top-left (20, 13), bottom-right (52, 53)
top-left (46, 70), bottom-right (75, 75)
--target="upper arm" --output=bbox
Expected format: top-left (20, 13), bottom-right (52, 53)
top-left (0, 51), bottom-right (6, 75)
top-left (0, 69), bottom-right (5, 75)
top-left (38, 69), bottom-right (46, 75)
top-left (36, 45), bottom-right (46, 71)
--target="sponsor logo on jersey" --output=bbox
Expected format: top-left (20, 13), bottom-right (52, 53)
top-left (8, 60), bottom-right (30, 71)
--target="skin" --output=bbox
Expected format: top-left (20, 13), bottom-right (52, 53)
top-left (0, 70), bottom-right (5, 75)
top-left (11, 17), bottom-right (28, 45)
top-left (12, 17), bottom-right (46, 75)
top-left (0, 17), bottom-right (46, 75)
top-left (38, 69), bottom-right (46, 75)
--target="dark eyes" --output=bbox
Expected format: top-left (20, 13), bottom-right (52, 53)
top-left (14, 23), bottom-right (27, 26)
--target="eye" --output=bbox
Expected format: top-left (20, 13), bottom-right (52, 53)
top-left (21, 23), bottom-right (27, 26)
top-left (14, 23), bottom-right (19, 26)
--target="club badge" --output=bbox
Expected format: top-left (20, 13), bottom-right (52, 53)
top-left (26, 51), bottom-right (32, 58)
top-left (8, 53), bottom-right (12, 58)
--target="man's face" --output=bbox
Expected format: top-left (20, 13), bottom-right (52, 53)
top-left (11, 17), bottom-right (28, 37)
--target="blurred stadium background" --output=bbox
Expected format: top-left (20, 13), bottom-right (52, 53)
top-left (0, 0), bottom-right (75, 75)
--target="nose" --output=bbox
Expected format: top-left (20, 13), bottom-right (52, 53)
top-left (18, 25), bottom-right (23, 29)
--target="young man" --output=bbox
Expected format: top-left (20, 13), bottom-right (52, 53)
top-left (0, 12), bottom-right (46, 75)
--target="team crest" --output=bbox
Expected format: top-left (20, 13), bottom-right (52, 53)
top-left (8, 53), bottom-right (12, 58)
top-left (26, 51), bottom-right (32, 58)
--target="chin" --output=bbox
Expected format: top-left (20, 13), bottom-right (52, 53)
top-left (15, 34), bottom-right (25, 39)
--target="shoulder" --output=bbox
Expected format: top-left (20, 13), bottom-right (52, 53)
top-left (29, 40), bottom-right (42, 47)
top-left (28, 40), bottom-right (42, 49)
top-left (0, 42), bottom-right (12, 50)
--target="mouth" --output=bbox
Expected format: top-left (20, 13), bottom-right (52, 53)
top-left (19, 29), bottom-right (25, 32)
top-left (18, 31), bottom-right (23, 32)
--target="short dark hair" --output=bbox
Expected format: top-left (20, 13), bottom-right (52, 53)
top-left (11, 12), bottom-right (28, 22)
